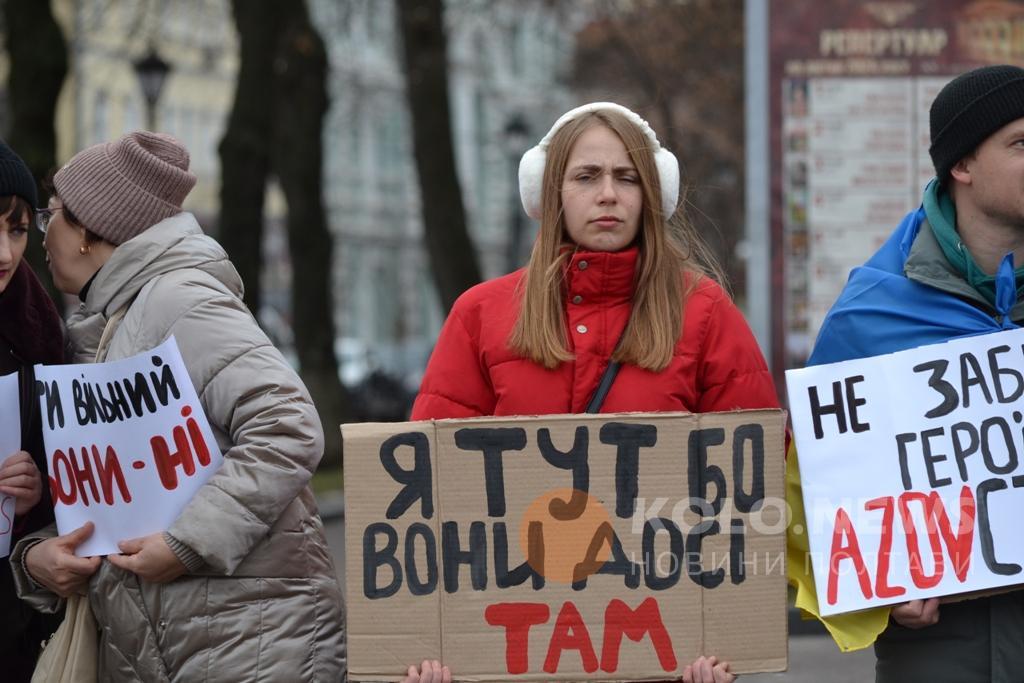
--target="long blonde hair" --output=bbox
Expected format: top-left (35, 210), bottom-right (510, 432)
top-left (509, 109), bottom-right (723, 372)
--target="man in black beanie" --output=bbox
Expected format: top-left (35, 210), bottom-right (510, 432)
top-left (790, 64), bottom-right (1024, 683)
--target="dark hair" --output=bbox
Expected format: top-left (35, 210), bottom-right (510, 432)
top-left (0, 195), bottom-right (33, 226)
top-left (42, 170), bottom-right (104, 243)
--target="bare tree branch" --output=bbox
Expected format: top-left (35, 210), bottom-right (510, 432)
top-left (396, 0), bottom-right (481, 313)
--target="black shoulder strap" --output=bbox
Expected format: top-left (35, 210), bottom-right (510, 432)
top-left (584, 323), bottom-right (630, 414)
top-left (585, 359), bottom-right (622, 413)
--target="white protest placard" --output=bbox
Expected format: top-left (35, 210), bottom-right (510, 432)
top-left (0, 370), bottom-right (20, 557)
top-left (787, 328), bottom-right (1024, 616)
top-left (34, 336), bottom-right (223, 557)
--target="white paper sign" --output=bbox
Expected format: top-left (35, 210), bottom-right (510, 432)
top-left (34, 336), bottom-right (223, 557)
top-left (0, 370), bottom-right (20, 557)
top-left (787, 328), bottom-right (1024, 616)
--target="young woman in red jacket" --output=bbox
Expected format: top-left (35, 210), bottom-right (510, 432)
top-left (412, 102), bottom-right (777, 421)
top-left (410, 103), bottom-right (777, 683)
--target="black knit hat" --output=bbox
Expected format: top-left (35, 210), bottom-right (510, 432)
top-left (0, 138), bottom-right (37, 209)
top-left (930, 64), bottom-right (1024, 182)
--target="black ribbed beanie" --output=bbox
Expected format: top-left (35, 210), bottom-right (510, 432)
top-left (0, 138), bottom-right (37, 208)
top-left (930, 64), bottom-right (1024, 182)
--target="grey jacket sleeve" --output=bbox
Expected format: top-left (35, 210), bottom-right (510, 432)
top-left (10, 522), bottom-right (64, 613)
top-left (160, 290), bottom-right (324, 575)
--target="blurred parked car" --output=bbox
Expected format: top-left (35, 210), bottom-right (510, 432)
top-left (335, 337), bottom-right (432, 422)
top-left (334, 337), bottom-right (373, 387)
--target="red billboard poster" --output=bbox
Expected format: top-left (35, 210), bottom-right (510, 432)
top-left (770, 0), bottom-right (1024, 376)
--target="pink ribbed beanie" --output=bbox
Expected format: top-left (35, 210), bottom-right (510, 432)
top-left (53, 131), bottom-right (197, 245)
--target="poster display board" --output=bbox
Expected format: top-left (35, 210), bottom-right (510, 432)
top-left (344, 410), bottom-right (787, 680)
top-left (770, 0), bottom-right (1024, 371)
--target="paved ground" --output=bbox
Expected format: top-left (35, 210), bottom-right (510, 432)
top-left (742, 638), bottom-right (874, 683)
top-left (324, 510), bottom-right (876, 682)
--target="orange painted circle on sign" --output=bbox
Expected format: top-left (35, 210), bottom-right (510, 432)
top-left (519, 487), bottom-right (613, 584)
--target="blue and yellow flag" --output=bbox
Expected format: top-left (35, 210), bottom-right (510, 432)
top-left (786, 439), bottom-right (890, 651)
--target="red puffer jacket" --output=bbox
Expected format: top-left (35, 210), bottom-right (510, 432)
top-left (411, 247), bottom-right (779, 419)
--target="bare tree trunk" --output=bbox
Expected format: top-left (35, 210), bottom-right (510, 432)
top-left (271, 0), bottom-right (351, 467)
top-left (3, 0), bottom-right (67, 304)
top-left (217, 0), bottom-right (284, 314)
top-left (396, 0), bottom-right (480, 313)
top-left (220, 0), bottom-right (352, 465)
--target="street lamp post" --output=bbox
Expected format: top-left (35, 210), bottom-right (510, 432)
top-left (504, 114), bottom-right (529, 273)
top-left (133, 46), bottom-right (171, 131)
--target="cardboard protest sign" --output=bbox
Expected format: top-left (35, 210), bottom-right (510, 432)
top-left (0, 370), bottom-right (20, 557)
top-left (34, 336), bottom-right (223, 557)
top-left (344, 410), bottom-right (787, 681)
top-left (787, 328), bottom-right (1024, 616)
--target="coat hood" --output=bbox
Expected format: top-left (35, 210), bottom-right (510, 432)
top-left (81, 212), bottom-right (242, 318)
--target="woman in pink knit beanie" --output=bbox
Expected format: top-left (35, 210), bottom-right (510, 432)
top-left (14, 131), bottom-right (348, 681)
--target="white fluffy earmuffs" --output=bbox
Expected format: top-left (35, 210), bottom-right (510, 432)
top-left (518, 102), bottom-right (680, 220)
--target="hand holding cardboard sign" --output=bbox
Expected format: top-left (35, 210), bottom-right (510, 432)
top-left (0, 450), bottom-right (42, 516)
top-left (400, 660), bottom-right (451, 683)
top-left (683, 656), bottom-right (735, 683)
top-left (890, 598), bottom-right (940, 629)
top-left (107, 532), bottom-right (186, 583)
top-left (25, 522), bottom-right (101, 597)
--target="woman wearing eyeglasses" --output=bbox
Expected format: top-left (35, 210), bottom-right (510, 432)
top-left (12, 131), bottom-right (347, 681)
top-left (0, 139), bottom-right (65, 682)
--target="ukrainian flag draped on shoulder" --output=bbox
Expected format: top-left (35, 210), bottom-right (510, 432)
top-left (787, 203), bottom-right (1019, 651)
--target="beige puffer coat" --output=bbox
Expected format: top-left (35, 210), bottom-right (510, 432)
top-left (12, 213), bottom-right (346, 682)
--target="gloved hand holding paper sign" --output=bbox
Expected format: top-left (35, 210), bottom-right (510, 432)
top-left (34, 336), bottom-right (223, 557)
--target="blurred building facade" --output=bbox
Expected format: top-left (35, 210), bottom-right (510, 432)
top-left (310, 0), bottom-right (588, 388)
top-left (0, 0), bottom-right (589, 394)
top-left (5, 1), bottom-right (298, 344)
top-left (49, 0), bottom-right (237, 226)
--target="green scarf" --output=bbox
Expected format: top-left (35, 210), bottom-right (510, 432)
top-left (923, 178), bottom-right (1024, 307)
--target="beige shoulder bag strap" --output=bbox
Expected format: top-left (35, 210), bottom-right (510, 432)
top-left (93, 305), bottom-right (129, 363)
top-left (94, 275), bottom-right (158, 362)
top-left (30, 308), bottom-right (129, 683)
top-left (32, 285), bottom-right (152, 682)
